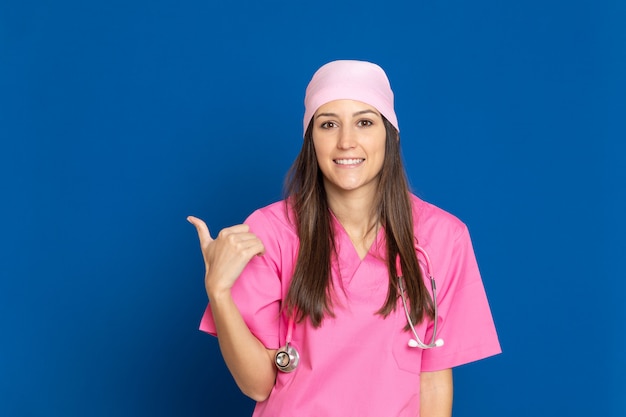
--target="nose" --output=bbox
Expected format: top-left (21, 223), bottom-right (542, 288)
top-left (337, 125), bottom-right (356, 149)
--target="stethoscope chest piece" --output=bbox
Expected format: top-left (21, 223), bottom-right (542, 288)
top-left (275, 343), bottom-right (299, 373)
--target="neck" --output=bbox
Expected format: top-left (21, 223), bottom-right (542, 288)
top-left (325, 183), bottom-right (380, 256)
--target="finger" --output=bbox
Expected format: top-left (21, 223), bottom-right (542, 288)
top-left (237, 239), bottom-right (266, 259)
top-left (217, 223), bottom-right (250, 238)
top-left (187, 215), bottom-right (214, 244)
top-left (240, 237), bottom-right (266, 256)
top-left (246, 237), bottom-right (266, 256)
top-left (218, 229), bottom-right (265, 255)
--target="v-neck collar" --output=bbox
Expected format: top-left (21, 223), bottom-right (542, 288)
top-left (329, 212), bottom-right (386, 285)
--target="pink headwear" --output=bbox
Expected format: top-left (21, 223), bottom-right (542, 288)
top-left (303, 60), bottom-right (398, 136)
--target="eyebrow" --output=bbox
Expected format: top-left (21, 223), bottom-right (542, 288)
top-left (315, 109), bottom-right (381, 119)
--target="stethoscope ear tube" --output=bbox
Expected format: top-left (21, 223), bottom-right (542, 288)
top-left (398, 275), bottom-right (443, 349)
top-left (396, 244), bottom-right (444, 350)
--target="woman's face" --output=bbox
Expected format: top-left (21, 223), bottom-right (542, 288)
top-left (312, 99), bottom-right (386, 198)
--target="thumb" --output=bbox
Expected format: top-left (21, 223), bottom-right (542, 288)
top-left (187, 215), bottom-right (214, 245)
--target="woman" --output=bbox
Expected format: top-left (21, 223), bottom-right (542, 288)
top-left (188, 60), bottom-right (501, 417)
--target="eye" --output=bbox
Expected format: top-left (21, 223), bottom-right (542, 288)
top-left (320, 121), bottom-right (337, 129)
top-left (357, 119), bottom-right (373, 127)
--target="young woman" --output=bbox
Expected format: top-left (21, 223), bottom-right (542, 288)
top-left (188, 60), bottom-right (501, 417)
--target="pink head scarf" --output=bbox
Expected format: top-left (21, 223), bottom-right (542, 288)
top-left (303, 60), bottom-right (398, 136)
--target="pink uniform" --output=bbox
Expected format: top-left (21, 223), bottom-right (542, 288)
top-left (200, 195), bottom-right (501, 416)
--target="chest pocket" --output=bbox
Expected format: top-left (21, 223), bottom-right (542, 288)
top-left (391, 306), bottom-right (428, 374)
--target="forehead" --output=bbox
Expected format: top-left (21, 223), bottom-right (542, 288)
top-left (314, 99), bottom-right (382, 117)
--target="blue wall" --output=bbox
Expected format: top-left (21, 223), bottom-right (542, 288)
top-left (1, 0), bottom-right (624, 416)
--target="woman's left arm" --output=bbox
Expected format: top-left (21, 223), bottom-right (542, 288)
top-left (420, 369), bottom-right (453, 417)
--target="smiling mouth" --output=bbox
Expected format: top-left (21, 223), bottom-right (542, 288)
top-left (334, 158), bottom-right (365, 165)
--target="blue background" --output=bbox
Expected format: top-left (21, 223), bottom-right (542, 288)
top-left (1, 0), bottom-right (624, 416)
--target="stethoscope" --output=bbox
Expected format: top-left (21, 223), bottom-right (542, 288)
top-left (274, 244), bottom-right (444, 373)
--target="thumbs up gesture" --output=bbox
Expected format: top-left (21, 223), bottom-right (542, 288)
top-left (187, 216), bottom-right (266, 299)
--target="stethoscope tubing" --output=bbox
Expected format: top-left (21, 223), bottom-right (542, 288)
top-left (396, 244), bottom-right (443, 349)
top-left (275, 244), bottom-right (442, 372)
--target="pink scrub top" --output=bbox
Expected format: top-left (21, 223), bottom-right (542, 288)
top-left (200, 195), bottom-right (501, 417)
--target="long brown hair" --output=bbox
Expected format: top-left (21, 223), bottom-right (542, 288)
top-left (284, 117), bottom-right (434, 328)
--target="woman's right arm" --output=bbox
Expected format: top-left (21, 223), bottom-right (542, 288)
top-left (188, 216), bottom-right (278, 401)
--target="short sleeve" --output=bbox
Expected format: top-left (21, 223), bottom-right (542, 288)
top-left (198, 209), bottom-right (284, 349)
top-left (420, 225), bottom-right (501, 371)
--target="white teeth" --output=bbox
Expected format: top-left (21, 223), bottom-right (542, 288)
top-left (335, 158), bottom-right (364, 165)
